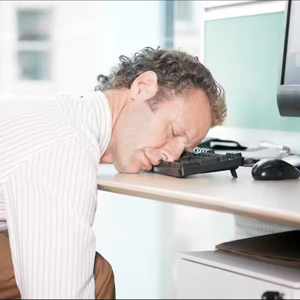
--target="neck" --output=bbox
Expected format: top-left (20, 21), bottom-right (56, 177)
top-left (104, 89), bottom-right (129, 130)
top-left (100, 89), bottom-right (130, 163)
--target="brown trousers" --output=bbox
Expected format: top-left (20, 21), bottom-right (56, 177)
top-left (0, 233), bottom-right (115, 299)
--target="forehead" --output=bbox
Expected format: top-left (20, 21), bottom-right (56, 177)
top-left (172, 89), bottom-right (212, 148)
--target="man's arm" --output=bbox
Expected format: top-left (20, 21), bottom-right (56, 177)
top-left (3, 141), bottom-right (98, 298)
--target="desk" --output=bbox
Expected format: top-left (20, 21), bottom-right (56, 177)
top-left (96, 127), bottom-right (300, 299)
top-left (97, 164), bottom-right (300, 228)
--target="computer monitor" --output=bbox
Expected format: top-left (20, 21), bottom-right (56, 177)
top-left (277, 0), bottom-right (300, 116)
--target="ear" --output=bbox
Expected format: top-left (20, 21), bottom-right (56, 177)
top-left (130, 71), bottom-right (158, 101)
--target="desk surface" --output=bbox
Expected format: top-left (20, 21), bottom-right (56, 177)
top-left (97, 164), bottom-right (300, 228)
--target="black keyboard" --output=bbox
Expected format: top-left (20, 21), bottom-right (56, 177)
top-left (152, 148), bottom-right (244, 178)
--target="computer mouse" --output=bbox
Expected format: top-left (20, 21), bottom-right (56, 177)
top-left (252, 158), bottom-right (300, 180)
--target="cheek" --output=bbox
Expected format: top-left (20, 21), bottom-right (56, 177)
top-left (116, 108), bottom-right (169, 150)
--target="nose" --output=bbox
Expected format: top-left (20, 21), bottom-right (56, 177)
top-left (161, 144), bottom-right (184, 162)
top-left (145, 143), bottom-right (184, 165)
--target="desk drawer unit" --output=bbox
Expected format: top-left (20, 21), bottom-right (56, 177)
top-left (177, 251), bottom-right (300, 299)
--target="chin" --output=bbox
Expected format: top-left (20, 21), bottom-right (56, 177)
top-left (114, 162), bottom-right (142, 174)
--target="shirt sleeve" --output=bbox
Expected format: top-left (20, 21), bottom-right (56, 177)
top-left (2, 140), bottom-right (98, 299)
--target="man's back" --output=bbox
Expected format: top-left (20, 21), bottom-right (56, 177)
top-left (0, 92), bottom-right (111, 298)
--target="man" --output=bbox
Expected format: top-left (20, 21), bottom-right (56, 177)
top-left (0, 47), bottom-right (226, 299)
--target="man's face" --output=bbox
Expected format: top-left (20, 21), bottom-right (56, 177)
top-left (109, 88), bottom-right (212, 173)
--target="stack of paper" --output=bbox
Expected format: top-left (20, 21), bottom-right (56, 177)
top-left (216, 231), bottom-right (300, 268)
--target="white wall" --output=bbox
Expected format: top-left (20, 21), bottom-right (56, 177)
top-left (95, 1), bottom-right (163, 76)
top-left (0, 1), bottom-right (163, 95)
top-left (0, 1), bottom-right (102, 95)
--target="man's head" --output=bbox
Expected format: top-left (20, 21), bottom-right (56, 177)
top-left (97, 47), bottom-right (226, 173)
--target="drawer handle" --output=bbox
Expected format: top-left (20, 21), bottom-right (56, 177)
top-left (262, 291), bottom-right (284, 300)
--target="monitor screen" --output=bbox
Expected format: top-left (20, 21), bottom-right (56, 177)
top-left (283, 1), bottom-right (300, 85)
top-left (277, 0), bottom-right (300, 116)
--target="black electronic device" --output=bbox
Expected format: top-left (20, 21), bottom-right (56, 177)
top-left (277, 0), bottom-right (300, 116)
top-left (198, 137), bottom-right (247, 151)
top-left (152, 148), bottom-right (244, 178)
top-left (252, 158), bottom-right (300, 180)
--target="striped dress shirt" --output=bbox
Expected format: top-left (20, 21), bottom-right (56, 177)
top-left (0, 91), bottom-right (112, 298)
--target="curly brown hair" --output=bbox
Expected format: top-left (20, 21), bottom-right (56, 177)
top-left (95, 47), bottom-right (226, 127)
